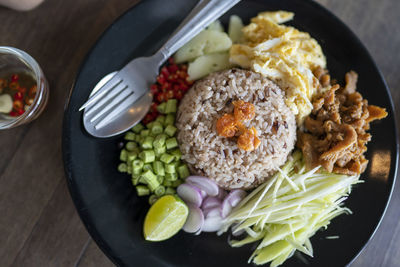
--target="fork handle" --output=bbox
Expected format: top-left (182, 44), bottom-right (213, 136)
top-left (155, 0), bottom-right (241, 62)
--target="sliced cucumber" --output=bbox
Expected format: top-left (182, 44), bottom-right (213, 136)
top-left (188, 52), bottom-right (232, 80)
top-left (206, 20), bottom-right (224, 32)
top-left (228, 15), bottom-right (244, 44)
top-left (174, 30), bottom-right (232, 64)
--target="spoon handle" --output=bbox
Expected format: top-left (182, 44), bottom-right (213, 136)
top-left (155, 0), bottom-right (241, 62)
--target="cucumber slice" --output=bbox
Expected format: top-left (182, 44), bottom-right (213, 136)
top-left (228, 15), bottom-right (244, 44)
top-left (174, 30), bottom-right (232, 64)
top-left (206, 20), bottom-right (224, 32)
top-left (188, 52), bottom-right (232, 80)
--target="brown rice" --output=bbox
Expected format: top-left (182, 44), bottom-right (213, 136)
top-left (176, 69), bottom-right (296, 190)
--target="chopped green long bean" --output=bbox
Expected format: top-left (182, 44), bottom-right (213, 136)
top-left (136, 185), bottom-right (150, 196)
top-left (132, 123), bottom-right (144, 133)
top-left (118, 98), bottom-right (190, 204)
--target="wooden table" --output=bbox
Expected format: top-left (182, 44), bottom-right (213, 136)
top-left (0, 0), bottom-right (398, 266)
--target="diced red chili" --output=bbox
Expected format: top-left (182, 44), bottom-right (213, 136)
top-left (150, 102), bottom-right (158, 113)
top-left (156, 92), bottom-right (166, 103)
top-left (157, 74), bottom-right (166, 84)
top-left (150, 84), bottom-right (159, 95)
top-left (14, 91), bottom-right (23, 100)
top-left (0, 72), bottom-right (36, 117)
top-left (160, 66), bottom-right (169, 77)
top-left (168, 64), bottom-right (178, 73)
top-left (161, 82), bottom-right (170, 91)
top-left (174, 90), bottom-right (183, 100)
top-left (142, 57), bottom-right (192, 123)
top-left (11, 74), bottom-right (19, 82)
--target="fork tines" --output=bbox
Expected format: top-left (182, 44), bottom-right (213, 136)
top-left (80, 74), bottom-right (135, 129)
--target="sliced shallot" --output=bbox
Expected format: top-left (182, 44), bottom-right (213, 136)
top-left (182, 205), bottom-right (204, 233)
top-left (202, 196), bottom-right (221, 210)
top-left (226, 189), bottom-right (247, 207)
top-left (217, 188), bottom-right (228, 200)
top-left (203, 207), bottom-right (221, 219)
top-left (221, 198), bottom-right (233, 218)
top-left (186, 176), bottom-right (219, 196)
top-left (200, 190), bottom-right (207, 199)
top-left (202, 216), bottom-right (223, 232)
top-left (177, 183), bottom-right (203, 207)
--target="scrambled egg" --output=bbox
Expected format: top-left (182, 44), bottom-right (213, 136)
top-left (230, 11), bottom-right (326, 124)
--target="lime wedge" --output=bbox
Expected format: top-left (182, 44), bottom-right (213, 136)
top-left (143, 195), bottom-right (188, 241)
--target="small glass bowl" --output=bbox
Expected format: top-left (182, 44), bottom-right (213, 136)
top-left (0, 46), bottom-right (49, 129)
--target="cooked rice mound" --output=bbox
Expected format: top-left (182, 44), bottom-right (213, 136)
top-left (176, 69), bottom-right (296, 190)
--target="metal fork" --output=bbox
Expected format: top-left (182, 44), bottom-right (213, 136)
top-left (80, 0), bottom-right (241, 138)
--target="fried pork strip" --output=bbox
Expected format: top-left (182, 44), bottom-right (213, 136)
top-left (297, 68), bottom-right (388, 175)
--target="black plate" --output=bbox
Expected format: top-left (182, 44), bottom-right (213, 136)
top-left (62, 0), bottom-right (399, 266)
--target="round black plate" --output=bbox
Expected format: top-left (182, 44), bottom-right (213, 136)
top-left (62, 0), bottom-right (398, 266)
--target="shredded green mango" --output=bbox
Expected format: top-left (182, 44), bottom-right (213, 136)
top-left (219, 150), bottom-right (361, 266)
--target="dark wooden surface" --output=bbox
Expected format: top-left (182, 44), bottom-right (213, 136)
top-left (0, 0), bottom-right (398, 266)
